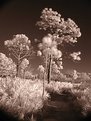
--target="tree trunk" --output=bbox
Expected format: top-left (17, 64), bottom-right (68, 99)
top-left (24, 113), bottom-right (37, 121)
top-left (47, 54), bottom-right (52, 83)
top-left (42, 55), bottom-right (48, 98)
top-left (31, 113), bottom-right (34, 121)
top-left (16, 55), bottom-right (21, 77)
top-left (16, 63), bottom-right (19, 77)
top-left (30, 113), bottom-right (36, 121)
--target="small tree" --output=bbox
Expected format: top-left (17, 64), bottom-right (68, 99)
top-left (0, 53), bottom-right (16, 77)
top-left (36, 8), bottom-right (81, 83)
top-left (24, 71), bottom-right (35, 79)
top-left (4, 34), bottom-right (33, 77)
top-left (37, 65), bottom-right (45, 79)
top-left (20, 58), bottom-right (29, 78)
top-left (79, 72), bottom-right (91, 81)
top-left (37, 65), bottom-right (45, 97)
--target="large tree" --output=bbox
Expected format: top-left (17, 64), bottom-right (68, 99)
top-left (37, 8), bottom-right (81, 83)
top-left (4, 34), bottom-right (33, 77)
top-left (37, 34), bottom-right (63, 83)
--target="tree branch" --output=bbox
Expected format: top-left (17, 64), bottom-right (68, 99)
top-left (9, 48), bottom-right (18, 58)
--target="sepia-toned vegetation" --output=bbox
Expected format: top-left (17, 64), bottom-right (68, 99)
top-left (0, 8), bottom-right (91, 121)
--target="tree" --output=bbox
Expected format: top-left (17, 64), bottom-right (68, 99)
top-left (79, 72), bottom-right (91, 81)
top-left (4, 34), bottom-right (33, 77)
top-left (37, 65), bottom-right (45, 79)
top-left (36, 8), bottom-right (81, 83)
top-left (20, 58), bottom-right (29, 78)
top-left (0, 53), bottom-right (16, 77)
top-left (37, 34), bottom-right (63, 83)
top-left (24, 71), bottom-right (35, 79)
top-left (37, 65), bottom-right (46, 98)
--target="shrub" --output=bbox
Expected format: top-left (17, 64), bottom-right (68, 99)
top-left (46, 80), bottom-right (91, 116)
top-left (0, 53), bottom-right (16, 77)
top-left (46, 81), bottom-right (73, 94)
top-left (0, 77), bottom-right (49, 120)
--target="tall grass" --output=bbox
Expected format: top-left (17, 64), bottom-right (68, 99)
top-left (0, 77), bottom-right (49, 120)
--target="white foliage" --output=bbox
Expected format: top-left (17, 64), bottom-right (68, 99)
top-left (5, 34), bottom-right (31, 48)
top-left (70, 51), bottom-right (81, 61)
top-left (73, 70), bottom-right (78, 80)
top-left (37, 8), bottom-right (81, 44)
top-left (51, 47), bottom-right (57, 55)
top-left (52, 62), bottom-right (60, 73)
top-left (55, 50), bottom-right (62, 59)
top-left (38, 35), bottom-right (62, 60)
top-left (4, 34), bottom-right (33, 77)
top-left (0, 53), bottom-right (16, 76)
top-left (0, 77), bottom-right (49, 118)
top-left (37, 50), bottom-right (42, 56)
top-left (46, 81), bottom-right (73, 93)
top-left (20, 58), bottom-right (29, 70)
top-left (38, 65), bottom-right (45, 73)
top-left (37, 8), bottom-right (82, 74)
top-left (42, 36), bottom-right (52, 47)
top-left (4, 34), bottom-right (32, 60)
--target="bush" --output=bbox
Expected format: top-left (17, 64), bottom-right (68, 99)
top-left (46, 81), bottom-right (73, 94)
top-left (0, 77), bottom-right (49, 120)
top-left (46, 80), bottom-right (91, 116)
top-left (0, 53), bottom-right (16, 77)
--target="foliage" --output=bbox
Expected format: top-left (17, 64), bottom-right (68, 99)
top-left (36, 8), bottom-right (81, 83)
top-left (0, 7), bottom-right (90, 121)
top-left (19, 58), bottom-right (29, 78)
top-left (46, 81), bottom-right (73, 94)
top-left (0, 77), bottom-right (49, 120)
top-left (4, 34), bottom-right (32, 59)
top-left (4, 34), bottom-right (33, 77)
top-left (20, 58), bottom-right (29, 70)
top-left (51, 72), bottom-right (71, 82)
top-left (23, 71), bottom-right (35, 79)
top-left (38, 65), bottom-right (45, 73)
top-left (0, 53), bottom-right (16, 77)
top-left (37, 65), bottom-right (45, 80)
top-left (45, 79), bottom-right (91, 115)
top-left (78, 72), bottom-right (91, 81)
top-left (70, 52), bottom-right (81, 61)
top-left (71, 84), bottom-right (91, 115)
top-left (37, 8), bottom-right (81, 43)
top-left (37, 32), bottom-right (63, 83)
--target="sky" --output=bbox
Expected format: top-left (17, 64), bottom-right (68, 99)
top-left (0, 0), bottom-right (91, 73)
